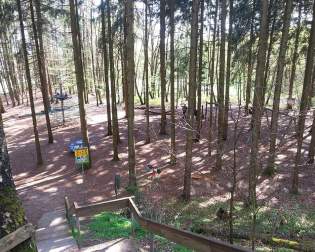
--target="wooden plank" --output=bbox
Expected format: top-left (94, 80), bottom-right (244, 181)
top-left (65, 196), bottom-right (71, 220)
top-left (70, 196), bottom-right (249, 252)
top-left (128, 199), bottom-right (249, 252)
top-left (74, 197), bottom-right (131, 217)
top-left (0, 224), bottom-right (35, 252)
top-left (139, 217), bottom-right (249, 252)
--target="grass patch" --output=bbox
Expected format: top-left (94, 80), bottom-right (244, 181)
top-left (89, 211), bottom-right (146, 240)
top-left (162, 198), bottom-right (315, 250)
top-left (154, 235), bottom-right (192, 252)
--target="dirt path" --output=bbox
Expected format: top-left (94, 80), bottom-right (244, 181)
top-left (3, 96), bottom-right (315, 225)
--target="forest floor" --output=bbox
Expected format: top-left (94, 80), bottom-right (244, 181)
top-left (3, 94), bottom-right (315, 250)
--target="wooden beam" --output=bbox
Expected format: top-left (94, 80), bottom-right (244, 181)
top-left (0, 224), bottom-right (35, 252)
top-left (74, 197), bottom-right (131, 217)
top-left (128, 199), bottom-right (249, 252)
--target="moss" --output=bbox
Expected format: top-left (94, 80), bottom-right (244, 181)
top-left (0, 187), bottom-right (37, 252)
top-left (0, 187), bottom-right (26, 235)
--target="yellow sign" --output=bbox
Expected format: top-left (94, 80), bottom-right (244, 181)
top-left (74, 147), bottom-right (89, 165)
top-left (75, 148), bottom-right (89, 158)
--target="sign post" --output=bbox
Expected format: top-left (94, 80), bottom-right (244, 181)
top-left (74, 147), bottom-right (90, 173)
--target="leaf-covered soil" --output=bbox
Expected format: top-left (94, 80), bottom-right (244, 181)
top-left (3, 95), bottom-right (315, 250)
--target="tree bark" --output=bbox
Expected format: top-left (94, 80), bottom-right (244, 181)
top-left (169, 0), bottom-right (176, 164)
top-left (248, 2), bottom-right (269, 249)
top-left (196, 0), bottom-right (204, 141)
top-left (125, 0), bottom-right (136, 188)
top-left (183, 0), bottom-right (199, 201)
top-left (30, 0), bottom-right (54, 144)
top-left (17, 0), bottom-right (43, 166)
top-left (159, 0), bottom-right (167, 135)
top-left (223, 0), bottom-right (234, 140)
top-left (107, 0), bottom-right (120, 161)
top-left (0, 111), bottom-right (36, 251)
top-left (208, 0), bottom-right (218, 157)
top-left (265, 0), bottom-right (293, 175)
top-left (249, 0), bottom-right (269, 205)
top-left (245, 0), bottom-right (256, 114)
top-left (215, 0), bottom-right (227, 170)
top-left (287, 3), bottom-right (302, 110)
top-left (145, 0), bottom-right (150, 145)
top-left (101, 0), bottom-right (112, 136)
top-left (292, 0), bottom-right (315, 194)
top-left (69, 0), bottom-right (90, 152)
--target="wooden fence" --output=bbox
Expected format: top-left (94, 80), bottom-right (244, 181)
top-left (65, 196), bottom-right (251, 252)
top-left (0, 223), bottom-right (35, 252)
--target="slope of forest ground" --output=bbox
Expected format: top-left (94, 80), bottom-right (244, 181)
top-left (4, 95), bottom-right (315, 250)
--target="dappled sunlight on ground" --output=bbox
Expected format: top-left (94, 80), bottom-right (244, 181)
top-left (2, 95), bottom-right (315, 225)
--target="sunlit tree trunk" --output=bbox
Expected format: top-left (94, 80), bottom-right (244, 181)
top-left (215, 0), bottom-right (227, 170)
top-left (245, 0), bottom-right (255, 114)
top-left (208, 0), bottom-right (218, 157)
top-left (223, 0), bottom-right (233, 140)
top-left (125, 0), bottom-right (136, 187)
top-left (69, 0), bottom-right (90, 152)
top-left (169, 0), bottom-right (176, 164)
top-left (248, 0), bottom-right (269, 249)
top-left (145, 0), bottom-right (150, 144)
top-left (287, 3), bottom-right (302, 110)
top-left (101, 0), bottom-right (112, 136)
top-left (183, 0), bottom-right (199, 201)
top-left (196, 0), bottom-right (204, 141)
top-left (159, 0), bottom-right (167, 135)
top-left (30, 0), bottom-right (54, 144)
top-left (107, 0), bottom-right (119, 160)
top-left (292, 0), bottom-right (315, 194)
top-left (265, 0), bottom-right (293, 175)
top-left (17, 0), bottom-right (43, 166)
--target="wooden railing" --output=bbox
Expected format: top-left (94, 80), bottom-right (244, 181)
top-left (65, 196), bottom-right (251, 252)
top-left (0, 223), bottom-right (35, 252)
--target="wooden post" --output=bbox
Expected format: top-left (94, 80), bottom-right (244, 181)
top-left (205, 102), bottom-right (208, 119)
top-left (131, 212), bottom-right (135, 238)
top-left (149, 232), bottom-right (155, 252)
top-left (73, 214), bottom-right (81, 248)
top-left (65, 196), bottom-right (70, 221)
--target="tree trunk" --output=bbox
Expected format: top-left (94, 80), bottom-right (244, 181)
top-left (2, 31), bottom-right (20, 106)
top-left (265, 0), bottom-right (293, 175)
top-left (249, 0), bottom-right (269, 204)
top-left (107, 0), bottom-right (120, 161)
top-left (0, 45), bottom-right (16, 107)
top-left (215, 0), bottom-right (227, 170)
top-left (90, 8), bottom-right (98, 106)
top-left (263, 4), bottom-right (277, 101)
top-left (287, 3), bottom-right (302, 110)
top-left (159, 0), bottom-right (167, 135)
top-left (245, 0), bottom-right (255, 114)
top-left (248, 0), bottom-right (269, 249)
top-left (208, 0), bottom-right (218, 157)
top-left (125, 0), bottom-right (136, 188)
top-left (169, 0), bottom-right (176, 164)
top-left (101, 0), bottom-right (112, 136)
top-left (223, 0), bottom-right (234, 140)
top-left (307, 109), bottom-right (315, 163)
top-left (183, 0), bottom-right (199, 201)
top-left (196, 0), bottom-right (204, 141)
top-left (0, 112), bottom-right (36, 251)
top-left (145, 0), bottom-right (150, 145)
top-left (69, 0), bottom-right (90, 152)
top-left (30, 0), bottom-right (54, 144)
top-left (17, 0), bottom-right (43, 166)
top-left (292, 0), bottom-right (315, 194)
top-left (0, 72), bottom-right (9, 106)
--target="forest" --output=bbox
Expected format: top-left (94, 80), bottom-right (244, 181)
top-left (0, 0), bottom-right (315, 251)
